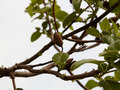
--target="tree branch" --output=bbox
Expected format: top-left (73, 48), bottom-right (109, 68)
top-left (62, 1), bottom-right (120, 39)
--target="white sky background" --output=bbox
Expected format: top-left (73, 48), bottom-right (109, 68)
top-left (0, 0), bottom-right (115, 90)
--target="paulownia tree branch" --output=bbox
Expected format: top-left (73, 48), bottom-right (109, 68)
top-left (66, 38), bottom-right (102, 43)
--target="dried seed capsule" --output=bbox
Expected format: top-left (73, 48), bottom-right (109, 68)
top-left (53, 32), bottom-right (63, 47)
top-left (109, 17), bottom-right (119, 23)
top-left (71, 35), bottom-right (79, 39)
top-left (103, 1), bottom-right (109, 9)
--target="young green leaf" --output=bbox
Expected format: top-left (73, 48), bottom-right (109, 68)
top-left (42, 21), bottom-right (48, 29)
top-left (112, 60), bottom-right (120, 72)
top-left (108, 40), bottom-right (120, 50)
top-left (114, 71), bottom-right (120, 81)
top-left (52, 53), bottom-right (69, 70)
top-left (85, 79), bottom-right (99, 89)
top-left (31, 31), bottom-right (41, 42)
top-left (104, 76), bottom-right (115, 80)
top-left (111, 20), bottom-right (118, 34)
top-left (98, 63), bottom-right (108, 72)
top-left (70, 59), bottom-right (104, 71)
top-left (63, 12), bottom-right (77, 28)
top-left (102, 35), bottom-right (114, 45)
top-left (56, 10), bottom-right (68, 21)
top-left (86, 27), bottom-right (100, 37)
top-left (99, 80), bottom-right (120, 90)
top-left (52, 52), bottom-right (69, 63)
top-left (72, 0), bottom-right (82, 13)
top-left (100, 18), bottom-right (111, 31)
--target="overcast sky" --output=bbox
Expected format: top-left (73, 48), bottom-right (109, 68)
top-left (0, 0), bottom-right (114, 90)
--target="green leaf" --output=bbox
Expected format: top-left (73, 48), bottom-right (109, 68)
top-left (56, 10), bottom-right (68, 21)
top-left (35, 27), bottom-right (40, 31)
top-left (86, 27), bottom-right (100, 37)
top-left (114, 71), bottom-right (120, 81)
top-left (99, 49), bottom-right (119, 63)
top-left (72, 0), bottom-right (82, 13)
top-left (104, 76), bottom-right (115, 80)
top-left (25, 5), bottom-right (35, 17)
top-left (108, 40), bottom-right (120, 50)
top-left (112, 60), bottom-right (120, 72)
top-left (52, 52), bottom-right (69, 63)
top-left (100, 18), bottom-right (111, 31)
top-left (63, 12), bottom-right (77, 28)
top-left (31, 0), bottom-right (37, 4)
top-left (70, 59), bottom-right (104, 71)
top-left (31, 0), bottom-right (43, 4)
top-left (102, 35), bottom-right (114, 45)
top-left (98, 63), bottom-right (108, 72)
top-left (31, 31), bottom-right (41, 42)
top-left (52, 52), bottom-right (69, 70)
top-left (111, 20), bottom-right (118, 34)
top-left (85, 79), bottom-right (99, 89)
top-left (99, 80), bottom-right (120, 90)
top-left (34, 7), bottom-right (50, 13)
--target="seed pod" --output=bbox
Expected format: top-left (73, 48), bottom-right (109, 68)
top-left (65, 58), bottom-right (73, 70)
top-left (103, 1), bottom-right (109, 9)
top-left (109, 17), bottom-right (119, 23)
top-left (53, 32), bottom-right (63, 47)
top-left (71, 35), bottom-right (79, 39)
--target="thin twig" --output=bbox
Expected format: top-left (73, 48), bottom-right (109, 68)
top-left (67, 30), bottom-right (87, 54)
top-left (10, 72), bottom-right (17, 90)
top-left (30, 60), bottom-right (53, 68)
top-left (53, 0), bottom-right (58, 32)
top-left (43, 0), bottom-right (53, 38)
top-left (66, 38), bottom-right (102, 43)
top-left (68, 70), bottom-right (89, 90)
top-left (54, 45), bottom-right (61, 52)
top-left (75, 43), bottom-right (101, 52)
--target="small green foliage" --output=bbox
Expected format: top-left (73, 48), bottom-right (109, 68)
top-left (112, 60), bottom-right (120, 72)
top-left (102, 35), bottom-right (114, 45)
top-left (98, 63), bottom-right (108, 72)
top-left (70, 59), bottom-right (104, 71)
top-left (104, 76), bottom-right (115, 80)
top-left (99, 80), bottom-right (120, 90)
top-left (63, 12), bottom-right (77, 28)
top-left (85, 79), bottom-right (99, 89)
top-left (42, 21), bottom-right (48, 29)
top-left (86, 27), bottom-right (100, 37)
top-left (100, 18), bottom-right (111, 31)
top-left (52, 52), bottom-right (69, 70)
top-left (31, 30), bottom-right (41, 42)
top-left (72, 0), bottom-right (82, 13)
top-left (55, 10), bottom-right (68, 21)
top-left (111, 20), bottom-right (118, 34)
top-left (99, 49), bottom-right (119, 63)
top-left (114, 71), bottom-right (120, 81)
top-left (108, 40), bottom-right (120, 50)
